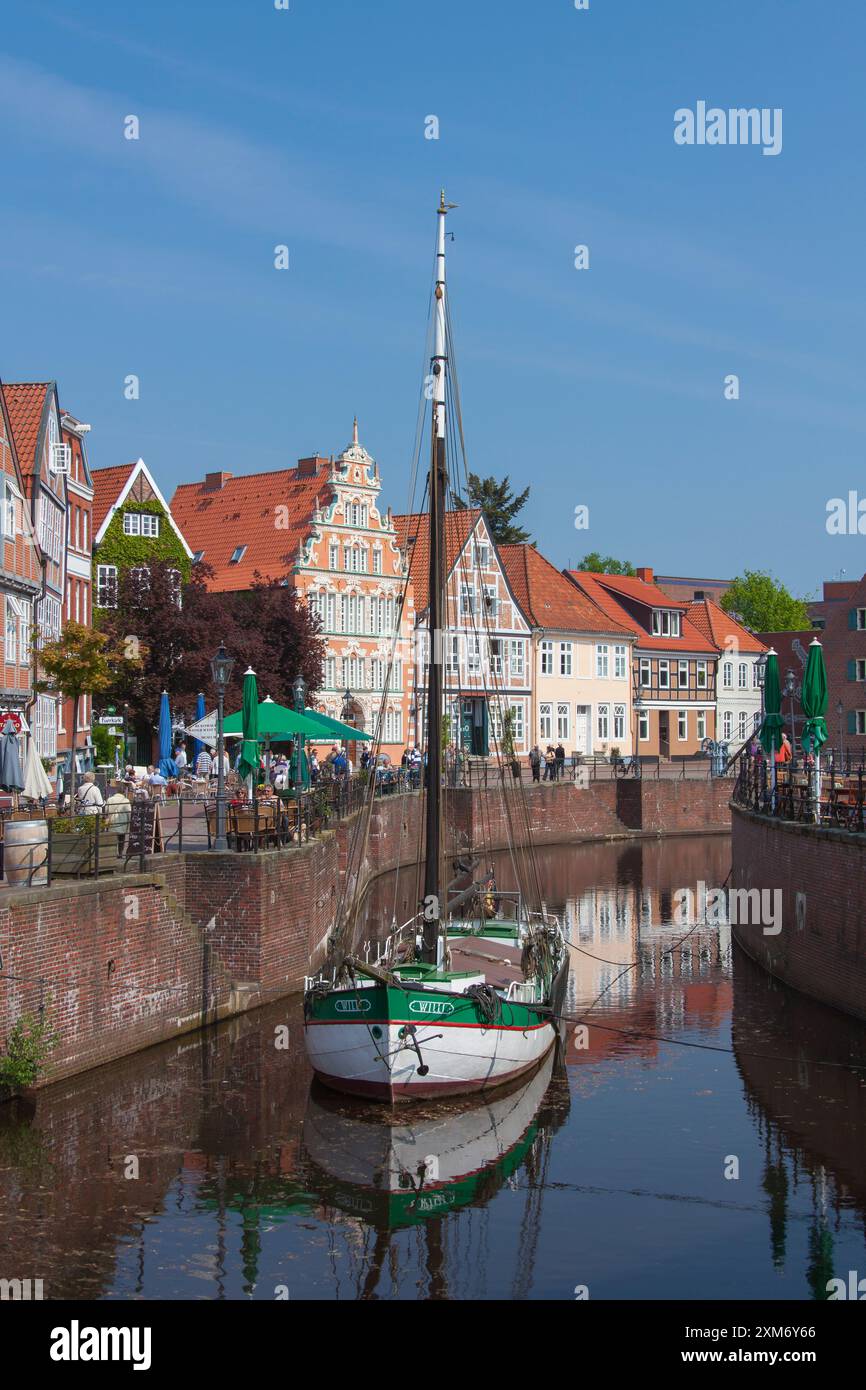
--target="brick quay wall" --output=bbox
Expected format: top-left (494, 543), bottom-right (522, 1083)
top-left (0, 781), bottom-right (731, 1087)
top-left (731, 803), bottom-right (866, 1023)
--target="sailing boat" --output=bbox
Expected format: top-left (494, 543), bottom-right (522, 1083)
top-left (303, 193), bottom-right (568, 1101)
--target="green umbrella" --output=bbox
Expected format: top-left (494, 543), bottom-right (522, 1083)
top-left (801, 638), bottom-right (828, 823)
top-left (236, 667), bottom-right (259, 781)
top-left (302, 707), bottom-right (373, 742)
top-left (758, 650), bottom-right (785, 757)
top-left (801, 638), bottom-right (828, 755)
top-left (223, 701), bottom-right (323, 740)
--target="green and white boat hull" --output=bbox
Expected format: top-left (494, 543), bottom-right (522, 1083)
top-left (304, 972), bottom-right (557, 1102)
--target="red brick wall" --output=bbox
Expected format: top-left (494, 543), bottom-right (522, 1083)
top-left (0, 784), bottom-right (732, 1088)
top-left (731, 804), bottom-right (866, 1022)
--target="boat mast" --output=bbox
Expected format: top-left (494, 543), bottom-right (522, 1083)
top-left (422, 190), bottom-right (453, 963)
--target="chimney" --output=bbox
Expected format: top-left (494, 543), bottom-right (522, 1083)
top-left (297, 455), bottom-right (328, 477)
top-left (204, 471), bottom-right (232, 491)
top-left (636, 566), bottom-right (654, 584)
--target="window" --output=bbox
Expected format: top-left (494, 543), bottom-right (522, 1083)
top-left (372, 547), bottom-right (382, 575)
top-left (651, 609), bottom-right (681, 637)
top-left (613, 704), bottom-right (626, 740)
top-left (509, 640), bottom-right (525, 678)
top-left (738, 710), bottom-right (748, 739)
top-left (638, 709), bottom-right (649, 741)
top-left (5, 598), bottom-right (18, 664)
top-left (509, 703), bottom-right (524, 745)
top-left (483, 585), bottom-right (498, 620)
top-left (697, 711), bottom-right (706, 740)
top-left (697, 660), bottom-right (707, 689)
top-left (467, 636), bottom-right (481, 674)
top-left (560, 642), bottom-right (573, 677)
top-left (539, 702), bottom-right (552, 740)
top-left (141, 514), bottom-right (159, 538)
top-left (192, 550), bottom-right (205, 564)
top-left (96, 564), bottom-right (118, 608)
top-left (35, 694), bottom-right (57, 759)
top-left (329, 542), bottom-right (339, 569)
top-left (738, 663), bottom-right (748, 689)
top-left (122, 513), bottom-right (139, 536)
top-left (446, 635), bottom-right (459, 674)
top-left (540, 640), bottom-right (553, 676)
top-left (168, 569), bottom-right (182, 607)
top-left (82, 512), bottom-right (88, 552)
top-left (856, 610), bottom-right (866, 631)
top-left (1, 480), bottom-right (15, 539)
top-left (857, 711), bottom-right (866, 735)
top-left (723, 710), bottom-right (733, 739)
top-left (614, 645), bottom-right (627, 679)
top-left (597, 703), bottom-right (610, 741)
top-left (472, 542), bottom-right (490, 570)
top-left (639, 657), bottom-right (651, 688)
top-left (19, 599), bottom-right (31, 663)
top-left (325, 656), bottom-right (336, 687)
top-left (723, 662), bottom-right (733, 689)
top-left (229, 545), bottom-right (247, 564)
top-left (460, 584), bottom-right (476, 617)
top-left (752, 663), bottom-right (760, 688)
top-left (857, 660), bottom-right (866, 681)
top-left (129, 566), bottom-right (150, 592)
top-left (595, 644), bottom-right (609, 678)
top-left (557, 702), bottom-right (570, 740)
top-left (488, 639), bottom-right (503, 676)
top-left (677, 660), bottom-right (689, 688)
top-left (74, 583), bottom-right (80, 622)
top-left (658, 660), bottom-right (670, 689)
top-left (678, 711), bottom-right (688, 741)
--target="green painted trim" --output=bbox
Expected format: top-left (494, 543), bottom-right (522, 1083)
top-left (307, 982), bottom-right (546, 1028)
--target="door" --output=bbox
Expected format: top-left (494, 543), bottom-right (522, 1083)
top-left (658, 710), bottom-right (670, 758)
top-left (574, 705), bottom-right (590, 754)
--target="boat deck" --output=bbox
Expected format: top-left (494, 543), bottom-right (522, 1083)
top-left (446, 934), bottom-right (525, 991)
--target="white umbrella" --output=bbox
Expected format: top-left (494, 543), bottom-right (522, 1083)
top-left (23, 739), bottom-right (53, 801)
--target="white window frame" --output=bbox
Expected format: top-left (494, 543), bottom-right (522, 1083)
top-left (697, 710), bottom-right (706, 740)
top-left (638, 709), bottom-right (649, 741)
top-left (560, 642), bottom-right (573, 677)
top-left (639, 657), bottom-right (651, 688)
top-left (557, 702), bottom-right (570, 740)
top-left (697, 660), bottom-right (707, 689)
top-left (596, 644), bottom-right (609, 678)
top-left (613, 704), bottom-right (626, 740)
top-left (96, 564), bottom-right (118, 609)
top-left (614, 645), bottom-right (627, 679)
top-left (122, 512), bottom-right (141, 536)
top-left (540, 640), bottom-right (553, 676)
top-left (658, 660), bottom-right (670, 689)
top-left (597, 702), bottom-right (610, 742)
top-left (539, 702), bottom-right (552, 740)
top-left (677, 710), bottom-right (688, 741)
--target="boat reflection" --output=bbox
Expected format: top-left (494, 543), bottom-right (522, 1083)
top-left (304, 1045), bottom-right (568, 1230)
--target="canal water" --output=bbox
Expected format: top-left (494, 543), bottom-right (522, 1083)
top-left (2, 834), bottom-right (866, 1301)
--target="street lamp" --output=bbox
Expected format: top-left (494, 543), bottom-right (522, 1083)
top-left (837, 698), bottom-right (844, 769)
top-left (342, 687), bottom-right (353, 724)
top-left (632, 683), bottom-right (646, 775)
top-left (292, 673), bottom-right (308, 841)
top-left (784, 669), bottom-right (796, 767)
top-left (210, 642), bottom-right (234, 851)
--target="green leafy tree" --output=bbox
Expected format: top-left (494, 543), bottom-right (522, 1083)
top-left (453, 473), bottom-right (531, 545)
top-left (721, 570), bottom-right (811, 633)
top-left (37, 623), bottom-right (137, 803)
top-left (576, 552), bottom-right (636, 576)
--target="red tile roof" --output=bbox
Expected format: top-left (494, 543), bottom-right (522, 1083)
top-left (91, 463), bottom-right (138, 534)
top-left (499, 544), bottom-right (632, 635)
top-left (171, 466), bottom-right (335, 592)
top-left (687, 597), bottom-right (766, 654)
top-left (392, 508), bottom-right (480, 613)
top-left (567, 571), bottom-right (717, 653)
top-left (2, 383), bottom-right (50, 477)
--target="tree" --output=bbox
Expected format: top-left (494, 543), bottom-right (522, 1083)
top-left (37, 623), bottom-right (135, 803)
top-left (576, 552), bottom-right (636, 576)
top-left (453, 473), bottom-right (531, 545)
top-left (98, 560), bottom-right (324, 737)
top-left (721, 570), bottom-right (812, 633)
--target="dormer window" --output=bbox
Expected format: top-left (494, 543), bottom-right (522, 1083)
top-left (651, 609), bottom-right (681, 638)
top-left (229, 545), bottom-right (247, 564)
top-left (192, 550), bottom-right (205, 564)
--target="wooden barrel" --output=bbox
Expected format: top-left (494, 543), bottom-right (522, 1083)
top-left (4, 819), bottom-right (48, 886)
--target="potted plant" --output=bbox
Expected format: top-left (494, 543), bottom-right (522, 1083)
top-left (0, 1010), bottom-right (57, 1102)
top-left (50, 813), bottom-right (100, 876)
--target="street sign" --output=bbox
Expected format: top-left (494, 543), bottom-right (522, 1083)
top-left (185, 711), bottom-right (219, 743)
top-left (98, 715), bottom-right (125, 727)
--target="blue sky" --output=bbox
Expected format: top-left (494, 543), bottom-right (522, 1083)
top-left (1, 1), bottom-right (863, 596)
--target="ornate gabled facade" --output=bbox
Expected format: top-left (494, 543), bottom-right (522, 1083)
top-left (58, 410), bottom-right (95, 773)
top-left (393, 508), bottom-right (532, 756)
top-left (171, 422), bottom-right (413, 760)
top-left (0, 380), bottom-right (42, 736)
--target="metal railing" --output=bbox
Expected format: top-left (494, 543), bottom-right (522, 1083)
top-left (733, 754), bottom-right (866, 832)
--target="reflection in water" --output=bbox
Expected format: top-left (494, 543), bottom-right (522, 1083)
top-left (2, 834), bottom-right (866, 1299)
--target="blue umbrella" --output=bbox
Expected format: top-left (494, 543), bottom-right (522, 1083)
top-left (192, 691), bottom-right (206, 763)
top-left (158, 691), bottom-right (178, 778)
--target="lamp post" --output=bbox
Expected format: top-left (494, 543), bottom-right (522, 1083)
top-left (342, 687), bottom-right (353, 724)
top-left (292, 673), bottom-right (307, 842)
top-left (837, 698), bottom-right (844, 770)
top-left (632, 683), bottom-right (645, 776)
top-left (784, 668), bottom-right (796, 769)
top-left (210, 642), bottom-right (234, 851)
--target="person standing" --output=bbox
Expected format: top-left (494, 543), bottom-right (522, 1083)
top-left (544, 746), bottom-right (556, 781)
top-left (555, 742), bottom-right (566, 781)
top-left (174, 744), bottom-right (188, 773)
top-left (75, 771), bottom-right (104, 816)
top-left (195, 746), bottom-right (212, 780)
top-left (529, 744), bottom-right (541, 783)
